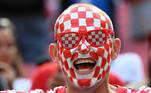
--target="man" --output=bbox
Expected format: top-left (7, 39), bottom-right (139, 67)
top-left (48, 3), bottom-right (151, 93)
top-left (0, 3), bottom-right (151, 93)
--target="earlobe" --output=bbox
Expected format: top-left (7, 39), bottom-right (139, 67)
top-left (111, 38), bottom-right (121, 60)
top-left (49, 43), bottom-right (58, 62)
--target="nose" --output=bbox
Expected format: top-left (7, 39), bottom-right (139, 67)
top-left (78, 37), bottom-right (90, 54)
top-left (0, 46), bottom-right (8, 52)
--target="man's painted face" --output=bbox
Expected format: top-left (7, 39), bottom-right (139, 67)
top-left (55, 4), bottom-right (114, 88)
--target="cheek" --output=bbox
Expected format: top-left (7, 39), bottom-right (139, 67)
top-left (90, 51), bottom-right (98, 60)
top-left (96, 48), bottom-right (105, 57)
top-left (71, 52), bottom-right (78, 62)
top-left (0, 49), bottom-right (16, 64)
top-left (8, 49), bottom-right (17, 60)
top-left (63, 50), bottom-right (72, 59)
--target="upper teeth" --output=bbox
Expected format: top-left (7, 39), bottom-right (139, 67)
top-left (75, 59), bottom-right (95, 65)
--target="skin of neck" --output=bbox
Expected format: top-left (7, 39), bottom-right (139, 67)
top-left (66, 73), bottom-right (118, 93)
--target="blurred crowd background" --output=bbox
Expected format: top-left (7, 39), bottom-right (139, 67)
top-left (0, 0), bottom-right (151, 91)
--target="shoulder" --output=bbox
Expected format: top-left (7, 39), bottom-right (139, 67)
top-left (135, 86), bottom-right (151, 93)
top-left (117, 86), bottom-right (151, 93)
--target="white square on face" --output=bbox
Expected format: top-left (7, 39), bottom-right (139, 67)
top-left (88, 35), bottom-right (92, 39)
top-left (95, 34), bottom-right (99, 38)
top-left (104, 63), bottom-right (109, 71)
top-left (72, 33), bottom-right (76, 37)
top-left (65, 33), bottom-right (69, 37)
top-left (99, 38), bottom-right (103, 41)
top-left (65, 41), bottom-right (69, 44)
top-left (98, 31), bottom-right (102, 34)
top-left (91, 31), bottom-right (95, 35)
top-left (62, 37), bottom-right (65, 40)
top-left (104, 50), bottom-right (108, 59)
top-left (71, 13), bottom-right (78, 19)
top-left (92, 39), bottom-right (96, 42)
top-left (94, 19), bottom-right (100, 27)
top-left (105, 23), bottom-right (109, 29)
top-left (102, 34), bottom-right (105, 38)
top-left (79, 18), bottom-right (86, 26)
top-left (86, 26), bottom-right (95, 31)
top-left (75, 37), bottom-right (79, 40)
top-left (68, 37), bottom-right (72, 40)
top-left (71, 27), bottom-right (79, 32)
top-left (78, 7), bottom-right (86, 11)
top-left (96, 42), bottom-right (100, 45)
top-left (64, 20), bottom-right (71, 30)
top-left (64, 9), bottom-right (71, 15)
top-left (86, 11), bottom-right (93, 18)
top-left (101, 15), bottom-right (106, 21)
top-left (72, 40), bottom-right (76, 44)
top-left (59, 17), bottom-right (64, 24)
top-left (68, 44), bottom-right (72, 48)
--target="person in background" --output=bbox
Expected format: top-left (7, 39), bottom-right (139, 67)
top-left (31, 57), bottom-right (65, 91)
top-left (111, 52), bottom-right (145, 85)
top-left (0, 18), bottom-right (31, 91)
top-left (0, 0), bottom-right (51, 63)
top-left (109, 72), bottom-right (125, 86)
top-left (0, 69), bottom-right (9, 90)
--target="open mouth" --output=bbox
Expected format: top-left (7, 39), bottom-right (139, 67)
top-left (73, 58), bottom-right (96, 74)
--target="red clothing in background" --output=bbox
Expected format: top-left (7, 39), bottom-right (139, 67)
top-left (31, 62), bottom-right (59, 91)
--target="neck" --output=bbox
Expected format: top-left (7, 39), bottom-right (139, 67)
top-left (66, 76), bottom-right (117, 93)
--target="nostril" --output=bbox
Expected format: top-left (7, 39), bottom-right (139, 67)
top-left (78, 42), bottom-right (90, 54)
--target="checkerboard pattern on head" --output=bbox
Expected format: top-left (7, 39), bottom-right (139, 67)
top-left (57, 38), bottom-right (113, 88)
top-left (61, 33), bottom-right (79, 49)
top-left (88, 31), bottom-right (106, 46)
top-left (55, 3), bottom-right (114, 89)
top-left (55, 4), bottom-right (112, 34)
top-left (59, 30), bottom-right (107, 49)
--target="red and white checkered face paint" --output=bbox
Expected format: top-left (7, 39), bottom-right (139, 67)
top-left (54, 3), bottom-right (114, 88)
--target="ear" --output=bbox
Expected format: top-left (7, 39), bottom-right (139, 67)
top-left (49, 43), bottom-right (58, 63)
top-left (111, 38), bottom-right (121, 60)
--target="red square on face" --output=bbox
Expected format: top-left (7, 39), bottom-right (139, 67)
top-left (86, 18), bottom-right (94, 26)
top-left (71, 7), bottom-right (78, 13)
top-left (78, 12), bottom-right (86, 18)
top-left (71, 19), bottom-right (79, 27)
top-left (60, 23), bottom-right (64, 32)
top-left (93, 13), bottom-right (100, 19)
top-left (64, 14), bottom-right (71, 21)
top-left (78, 79), bottom-right (91, 87)
top-left (79, 26), bottom-right (87, 32)
top-left (101, 21), bottom-right (106, 28)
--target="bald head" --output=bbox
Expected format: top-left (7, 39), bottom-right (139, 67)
top-left (54, 3), bottom-right (114, 38)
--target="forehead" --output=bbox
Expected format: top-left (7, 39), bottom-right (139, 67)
top-left (55, 4), bottom-right (111, 34)
top-left (0, 28), bottom-right (15, 44)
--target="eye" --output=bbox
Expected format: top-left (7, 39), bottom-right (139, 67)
top-left (88, 31), bottom-right (106, 46)
top-left (61, 33), bottom-right (79, 49)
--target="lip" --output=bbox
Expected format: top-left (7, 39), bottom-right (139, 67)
top-left (73, 58), bottom-right (96, 63)
top-left (73, 58), bottom-right (96, 75)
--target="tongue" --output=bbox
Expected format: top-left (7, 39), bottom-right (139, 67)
top-left (76, 63), bottom-right (94, 74)
top-left (77, 63), bottom-right (94, 70)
